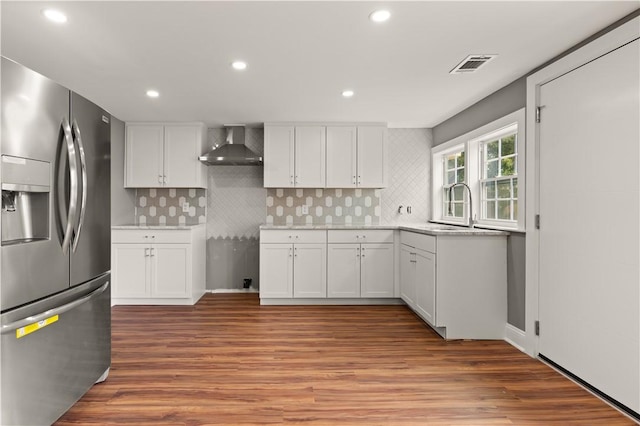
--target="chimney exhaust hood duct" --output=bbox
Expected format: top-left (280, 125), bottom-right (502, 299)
top-left (199, 125), bottom-right (263, 166)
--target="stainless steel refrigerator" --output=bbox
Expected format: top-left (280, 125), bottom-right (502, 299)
top-left (1, 57), bottom-right (111, 425)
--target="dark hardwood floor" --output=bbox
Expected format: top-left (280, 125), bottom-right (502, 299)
top-left (56, 293), bottom-right (634, 425)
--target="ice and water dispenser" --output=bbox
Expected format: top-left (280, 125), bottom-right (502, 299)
top-left (1, 155), bottom-right (50, 245)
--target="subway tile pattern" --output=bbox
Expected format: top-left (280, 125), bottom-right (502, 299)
top-left (266, 188), bottom-right (380, 226)
top-left (135, 188), bottom-right (206, 226)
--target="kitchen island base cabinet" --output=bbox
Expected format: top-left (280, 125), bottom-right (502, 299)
top-left (111, 225), bottom-right (206, 305)
top-left (400, 231), bottom-right (506, 340)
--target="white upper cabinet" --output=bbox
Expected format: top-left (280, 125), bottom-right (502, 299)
top-left (264, 125), bottom-right (325, 188)
top-left (125, 125), bottom-right (164, 187)
top-left (294, 126), bottom-right (326, 187)
top-left (125, 122), bottom-right (207, 188)
top-left (263, 125), bottom-right (295, 187)
top-left (264, 123), bottom-right (387, 189)
top-left (326, 126), bottom-right (357, 188)
top-left (326, 125), bottom-right (387, 188)
top-left (356, 126), bottom-right (387, 188)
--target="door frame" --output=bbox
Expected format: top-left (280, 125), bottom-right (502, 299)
top-left (524, 15), bottom-right (639, 357)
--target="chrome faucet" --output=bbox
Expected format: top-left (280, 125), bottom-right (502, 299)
top-left (448, 183), bottom-right (474, 228)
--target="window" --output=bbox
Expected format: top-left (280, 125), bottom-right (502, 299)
top-left (431, 109), bottom-right (525, 231)
top-left (443, 150), bottom-right (465, 218)
top-left (480, 128), bottom-right (518, 222)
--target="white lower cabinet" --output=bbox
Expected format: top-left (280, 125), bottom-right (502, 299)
top-left (399, 245), bottom-right (416, 306)
top-left (111, 225), bottom-right (206, 305)
top-left (260, 229), bottom-right (394, 302)
top-left (327, 230), bottom-right (394, 299)
top-left (414, 249), bottom-right (436, 325)
top-left (259, 244), bottom-right (294, 298)
top-left (260, 230), bottom-right (327, 299)
top-left (400, 230), bottom-right (507, 339)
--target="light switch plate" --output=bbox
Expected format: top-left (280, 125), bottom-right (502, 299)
top-left (302, 205), bottom-right (309, 214)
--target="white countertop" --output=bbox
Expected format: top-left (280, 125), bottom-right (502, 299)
top-left (260, 223), bottom-right (508, 236)
top-left (112, 224), bottom-right (205, 230)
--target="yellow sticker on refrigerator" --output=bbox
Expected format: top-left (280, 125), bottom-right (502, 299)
top-left (16, 315), bottom-right (59, 339)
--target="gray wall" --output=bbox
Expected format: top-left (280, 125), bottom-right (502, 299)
top-left (507, 233), bottom-right (526, 330)
top-left (110, 116), bottom-right (136, 225)
top-left (430, 9), bottom-right (640, 332)
top-left (431, 84), bottom-right (528, 331)
top-left (432, 79), bottom-right (526, 147)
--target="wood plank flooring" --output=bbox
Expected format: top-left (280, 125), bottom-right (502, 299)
top-left (56, 293), bottom-right (635, 425)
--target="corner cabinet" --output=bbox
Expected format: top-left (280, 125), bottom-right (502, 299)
top-left (259, 230), bottom-right (327, 298)
top-left (400, 230), bottom-right (507, 339)
top-left (111, 225), bottom-right (206, 305)
top-left (125, 122), bottom-right (207, 188)
top-left (263, 123), bottom-right (387, 189)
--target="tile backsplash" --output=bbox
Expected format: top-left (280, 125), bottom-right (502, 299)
top-left (266, 188), bottom-right (380, 226)
top-left (135, 188), bottom-right (207, 226)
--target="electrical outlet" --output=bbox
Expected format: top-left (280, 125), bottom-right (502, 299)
top-left (302, 205), bottom-right (309, 214)
top-left (182, 202), bottom-right (190, 212)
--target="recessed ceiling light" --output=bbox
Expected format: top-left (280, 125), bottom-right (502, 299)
top-left (42, 9), bottom-right (67, 24)
top-left (369, 10), bottom-right (391, 23)
top-left (232, 61), bottom-right (247, 71)
top-left (342, 90), bottom-right (355, 98)
top-left (146, 90), bottom-right (160, 98)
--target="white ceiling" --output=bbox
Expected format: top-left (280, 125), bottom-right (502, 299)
top-left (2, 1), bottom-right (637, 128)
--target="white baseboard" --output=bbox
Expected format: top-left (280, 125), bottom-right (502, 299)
top-left (504, 323), bottom-right (527, 353)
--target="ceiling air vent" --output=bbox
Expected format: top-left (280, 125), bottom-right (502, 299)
top-left (450, 54), bottom-right (497, 74)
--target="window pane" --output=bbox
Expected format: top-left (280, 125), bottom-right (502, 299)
top-left (454, 203), bottom-right (463, 217)
top-left (486, 201), bottom-right (496, 219)
top-left (447, 155), bottom-right (455, 169)
top-left (498, 200), bottom-right (511, 220)
top-left (456, 168), bottom-right (465, 183)
top-left (447, 171), bottom-right (455, 184)
top-left (453, 185), bottom-right (464, 201)
top-left (497, 180), bottom-right (511, 198)
top-left (486, 140), bottom-right (499, 160)
top-left (513, 178), bottom-right (518, 198)
top-left (501, 157), bottom-right (515, 176)
top-left (458, 151), bottom-right (465, 167)
top-left (486, 160), bottom-right (499, 178)
top-left (513, 200), bottom-right (518, 219)
top-left (502, 134), bottom-right (516, 156)
top-left (484, 181), bottom-right (496, 199)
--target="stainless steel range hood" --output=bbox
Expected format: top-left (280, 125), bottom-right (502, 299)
top-left (199, 125), bottom-right (263, 166)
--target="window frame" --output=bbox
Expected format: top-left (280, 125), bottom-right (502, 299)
top-left (431, 108), bottom-right (526, 231)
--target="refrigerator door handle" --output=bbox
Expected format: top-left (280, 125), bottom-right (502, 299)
top-left (0, 281), bottom-right (109, 334)
top-left (71, 119), bottom-right (88, 252)
top-left (60, 117), bottom-right (78, 255)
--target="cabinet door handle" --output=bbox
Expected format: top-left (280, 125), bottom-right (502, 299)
top-left (151, 248), bottom-right (155, 257)
top-left (163, 175), bottom-right (167, 184)
top-left (290, 175), bottom-right (294, 184)
top-left (289, 248), bottom-right (292, 257)
top-left (145, 248), bottom-right (150, 257)
top-left (158, 175), bottom-right (163, 183)
top-left (294, 248), bottom-right (297, 257)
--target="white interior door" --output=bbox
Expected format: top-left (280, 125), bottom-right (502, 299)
top-left (538, 39), bottom-right (639, 413)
